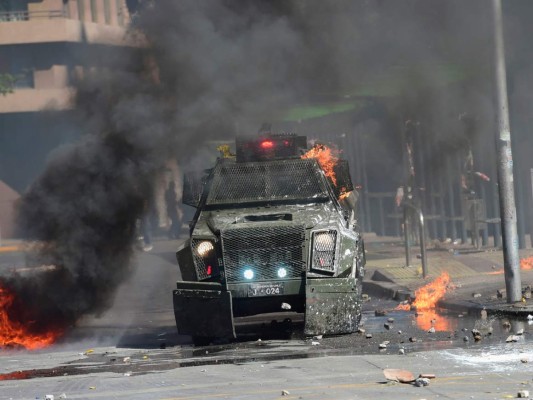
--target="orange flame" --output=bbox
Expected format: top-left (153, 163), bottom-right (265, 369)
top-left (520, 256), bottom-right (533, 271)
top-left (485, 256), bottom-right (533, 276)
top-left (395, 272), bottom-right (455, 331)
top-left (0, 284), bottom-right (64, 350)
top-left (302, 143), bottom-right (339, 186)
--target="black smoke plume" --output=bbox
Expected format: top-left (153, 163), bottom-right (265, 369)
top-left (1, 0), bottom-right (498, 343)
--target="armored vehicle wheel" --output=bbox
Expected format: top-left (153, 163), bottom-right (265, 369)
top-left (192, 336), bottom-right (214, 346)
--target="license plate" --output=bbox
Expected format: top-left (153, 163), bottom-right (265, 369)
top-left (248, 283), bottom-right (284, 297)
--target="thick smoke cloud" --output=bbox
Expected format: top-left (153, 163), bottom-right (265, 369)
top-left (2, 0), bottom-right (499, 339)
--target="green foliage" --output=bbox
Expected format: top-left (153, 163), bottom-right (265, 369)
top-left (0, 73), bottom-right (18, 96)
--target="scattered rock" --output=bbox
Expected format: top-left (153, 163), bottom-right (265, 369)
top-left (379, 342), bottom-right (388, 349)
top-left (384, 323), bottom-right (392, 330)
top-left (45, 396), bottom-right (54, 400)
top-left (472, 293), bottom-right (482, 298)
top-left (527, 315), bottom-right (533, 321)
top-left (383, 368), bottom-right (415, 383)
top-left (362, 294), bottom-right (370, 301)
top-left (375, 309), bottom-right (387, 317)
top-left (516, 328), bottom-right (524, 335)
top-left (387, 317), bottom-right (395, 323)
top-left (366, 333), bottom-right (373, 339)
top-left (281, 303), bottom-right (291, 310)
top-left (358, 328), bottom-right (366, 334)
top-left (409, 337), bottom-right (417, 343)
top-left (517, 390), bottom-right (530, 398)
top-left (311, 341), bottom-right (320, 346)
top-left (58, 394), bottom-right (67, 400)
top-left (281, 390), bottom-right (290, 396)
top-left (313, 335), bottom-right (323, 340)
top-left (520, 358), bottom-right (528, 364)
top-left (480, 309), bottom-right (487, 319)
top-left (398, 330), bottom-right (402, 335)
top-left (124, 371), bottom-right (132, 377)
top-left (399, 348), bottom-right (405, 355)
top-left (463, 336), bottom-right (469, 342)
top-left (123, 357), bottom-right (131, 363)
top-left (506, 335), bottom-right (520, 343)
top-left (414, 377), bottom-right (430, 387)
top-left (427, 327), bottom-right (435, 334)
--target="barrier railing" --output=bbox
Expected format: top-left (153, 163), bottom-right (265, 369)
top-left (0, 9), bottom-right (66, 22)
top-left (403, 202), bottom-right (428, 278)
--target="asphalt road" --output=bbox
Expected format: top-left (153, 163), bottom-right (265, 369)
top-left (2, 239), bottom-right (533, 399)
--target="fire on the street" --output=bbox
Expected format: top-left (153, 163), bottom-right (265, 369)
top-left (486, 256), bottom-right (533, 275)
top-left (396, 272), bottom-right (456, 331)
top-left (0, 284), bottom-right (64, 350)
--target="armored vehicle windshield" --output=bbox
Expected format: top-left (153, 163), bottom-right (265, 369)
top-left (205, 158), bottom-right (330, 207)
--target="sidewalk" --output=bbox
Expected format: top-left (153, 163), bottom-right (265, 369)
top-left (363, 233), bottom-right (533, 316)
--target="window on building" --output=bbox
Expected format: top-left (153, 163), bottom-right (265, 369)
top-left (90, 0), bottom-right (97, 22)
top-left (103, 0), bottom-right (110, 24)
top-left (77, 0), bottom-right (84, 20)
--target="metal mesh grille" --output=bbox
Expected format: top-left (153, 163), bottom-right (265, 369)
top-left (191, 239), bottom-right (215, 280)
top-left (206, 159), bottom-right (328, 205)
top-left (311, 230), bottom-right (337, 272)
top-left (221, 225), bottom-right (305, 282)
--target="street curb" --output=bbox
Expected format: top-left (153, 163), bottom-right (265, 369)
top-left (363, 279), bottom-right (413, 302)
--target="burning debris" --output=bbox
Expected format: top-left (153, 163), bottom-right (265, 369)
top-left (395, 272), bottom-right (455, 332)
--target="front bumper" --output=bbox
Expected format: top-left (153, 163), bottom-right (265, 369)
top-left (173, 277), bottom-right (361, 340)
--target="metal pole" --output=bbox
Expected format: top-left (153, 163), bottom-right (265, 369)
top-left (403, 205), bottom-right (411, 268)
top-left (492, 0), bottom-right (521, 303)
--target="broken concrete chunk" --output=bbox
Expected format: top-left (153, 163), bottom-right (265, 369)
top-left (427, 327), bottom-right (435, 333)
top-left (379, 342), bottom-right (388, 349)
top-left (520, 358), bottom-right (528, 363)
top-left (384, 323), bottom-right (391, 330)
top-left (358, 328), bottom-right (366, 334)
top-left (472, 293), bottom-right (482, 298)
top-left (409, 337), bottom-right (417, 342)
top-left (398, 348), bottom-right (405, 355)
top-left (516, 328), bottom-right (524, 335)
top-left (365, 333), bottom-right (373, 339)
top-left (414, 377), bottom-right (430, 387)
top-left (281, 390), bottom-right (290, 396)
top-left (506, 335), bottom-right (520, 342)
top-left (517, 390), bottom-right (530, 398)
top-left (383, 368), bottom-right (415, 383)
top-left (387, 317), bottom-right (395, 323)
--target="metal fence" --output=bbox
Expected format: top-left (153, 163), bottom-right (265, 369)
top-left (0, 10), bottom-right (66, 22)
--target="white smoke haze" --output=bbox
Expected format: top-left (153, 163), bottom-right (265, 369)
top-left (6, 0), bottom-right (533, 338)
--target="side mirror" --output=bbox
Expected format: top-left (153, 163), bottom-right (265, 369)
top-left (333, 159), bottom-right (354, 197)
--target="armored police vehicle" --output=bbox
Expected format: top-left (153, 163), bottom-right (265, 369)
top-left (173, 134), bottom-right (365, 345)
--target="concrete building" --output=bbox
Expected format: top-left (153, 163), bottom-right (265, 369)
top-left (0, 0), bottom-right (136, 238)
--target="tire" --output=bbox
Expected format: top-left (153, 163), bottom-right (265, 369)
top-left (192, 336), bottom-right (213, 346)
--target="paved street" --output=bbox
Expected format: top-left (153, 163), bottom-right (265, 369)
top-left (2, 237), bottom-right (533, 399)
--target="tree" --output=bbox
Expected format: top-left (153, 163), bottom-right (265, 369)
top-left (0, 73), bottom-right (16, 96)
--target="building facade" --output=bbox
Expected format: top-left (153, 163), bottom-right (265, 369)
top-left (0, 0), bottom-right (135, 238)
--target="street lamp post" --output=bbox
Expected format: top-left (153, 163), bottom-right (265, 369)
top-left (492, 0), bottom-right (522, 303)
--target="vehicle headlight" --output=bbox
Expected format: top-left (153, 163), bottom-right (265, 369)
top-left (311, 230), bottom-right (337, 272)
top-left (196, 240), bottom-right (215, 257)
top-left (314, 232), bottom-right (336, 251)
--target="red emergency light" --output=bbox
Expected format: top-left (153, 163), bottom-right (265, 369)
top-left (260, 140), bottom-right (274, 149)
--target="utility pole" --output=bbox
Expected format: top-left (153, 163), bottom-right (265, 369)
top-left (492, 0), bottom-right (522, 303)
